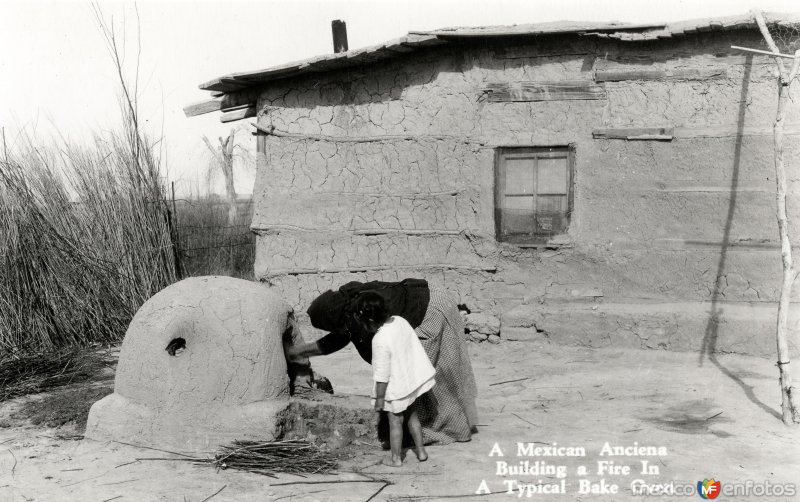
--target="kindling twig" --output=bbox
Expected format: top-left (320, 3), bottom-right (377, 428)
top-left (114, 460), bottom-right (140, 469)
top-left (489, 377), bottom-right (531, 386)
top-left (135, 457), bottom-right (202, 462)
top-left (8, 450), bottom-right (16, 478)
top-left (389, 490), bottom-right (509, 499)
top-left (100, 479), bottom-right (139, 486)
top-left (275, 489), bottom-right (327, 500)
top-left (62, 473), bottom-right (107, 487)
top-left (355, 440), bottom-right (379, 447)
top-left (512, 413), bottom-right (540, 427)
top-left (357, 470), bottom-right (441, 476)
top-left (112, 440), bottom-right (199, 459)
top-left (271, 479), bottom-right (385, 486)
top-left (365, 481), bottom-right (392, 502)
top-left (199, 484), bottom-right (227, 502)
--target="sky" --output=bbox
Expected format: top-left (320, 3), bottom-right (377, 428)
top-left (1, 0), bottom-right (799, 196)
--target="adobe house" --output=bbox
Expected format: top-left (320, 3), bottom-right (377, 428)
top-left (186, 14), bottom-right (800, 357)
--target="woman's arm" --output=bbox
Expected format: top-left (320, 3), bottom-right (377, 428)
top-left (286, 330), bottom-right (353, 358)
top-left (285, 341), bottom-right (324, 358)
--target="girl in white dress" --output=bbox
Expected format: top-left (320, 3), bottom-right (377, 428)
top-left (355, 291), bottom-right (436, 466)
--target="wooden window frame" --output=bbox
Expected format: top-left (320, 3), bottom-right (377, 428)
top-left (494, 146), bottom-right (574, 246)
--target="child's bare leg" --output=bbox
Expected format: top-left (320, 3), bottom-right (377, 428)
top-left (382, 411), bottom-right (404, 467)
top-left (406, 403), bottom-right (428, 461)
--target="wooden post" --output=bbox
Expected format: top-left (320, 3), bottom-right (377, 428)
top-left (332, 20), bottom-right (348, 53)
top-left (221, 131), bottom-right (238, 225)
top-left (752, 10), bottom-right (800, 425)
top-left (171, 181), bottom-right (183, 279)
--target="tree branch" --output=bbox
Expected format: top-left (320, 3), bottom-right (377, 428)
top-left (752, 10), bottom-right (787, 81)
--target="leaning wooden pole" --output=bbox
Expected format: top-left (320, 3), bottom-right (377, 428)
top-left (752, 10), bottom-right (800, 425)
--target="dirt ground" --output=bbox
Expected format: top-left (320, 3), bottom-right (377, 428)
top-left (1, 339), bottom-right (799, 502)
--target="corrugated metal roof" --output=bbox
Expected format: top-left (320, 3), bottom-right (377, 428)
top-left (198, 12), bottom-right (798, 93)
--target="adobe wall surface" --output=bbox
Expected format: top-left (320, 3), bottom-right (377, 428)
top-left (251, 30), bottom-right (799, 356)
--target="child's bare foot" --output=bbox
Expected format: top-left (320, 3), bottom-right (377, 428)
top-left (382, 457), bottom-right (403, 467)
top-left (415, 447), bottom-right (428, 462)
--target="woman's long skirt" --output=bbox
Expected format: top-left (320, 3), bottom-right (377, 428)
top-left (414, 288), bottom-right (479, 443)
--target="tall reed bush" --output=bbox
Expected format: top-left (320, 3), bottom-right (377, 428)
top-left (0, 121), bottom-right (180, 354)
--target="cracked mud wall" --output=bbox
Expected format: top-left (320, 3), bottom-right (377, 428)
top-left (249, 29), bottom-right (799, 356)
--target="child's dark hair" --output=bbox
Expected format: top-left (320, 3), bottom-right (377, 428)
top-left (354, 291), bottom-right (389, 330)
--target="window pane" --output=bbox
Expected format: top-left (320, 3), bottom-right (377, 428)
top-left (502, 195), bottom-right (535, 234)
top-left (505, 158), bottom-right (534, 195)
top-left (535, 195), bottom-right (567, 234)
top-left (537, 157), bottom-right (568, 195)
top-left (495, 147), bottom-right (572, 244)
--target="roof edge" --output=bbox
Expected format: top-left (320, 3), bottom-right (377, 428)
top-left (197, 12), bottom-right (799, 94)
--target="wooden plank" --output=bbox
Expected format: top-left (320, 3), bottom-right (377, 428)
top-left (668, 68), bottom-right (727, 79)
top-left (655, 238), bottom-right (786, 250)
top-left (200, 80), bottom-right (248, 93)
top-left (220, 103), bottom-right (253, 112)
top-left (592, 127), bottom-right (674, 140)
top-left (594, 69), bottom-right (666, 81)
top-left (495, 49), bottom-right (589, 60)
top-left (607, 238), bottom-right (800, 253)
top-left (595, 56), bottom-right (729, 82)
top-left (598, 52), bottom-right (770, 66)
top-left (220, 105), bottom-right (256, 123)
top-left (262, 263), bottom-right (498, 277)
top-left (252, 122), bottom-right (485, 145)
top-left (402, 34), bottom-right (447, 47)
top-left (485, 81), bottom-right (606, 102)
top-left (184, 89), bottom-right (260, 118)
top-left (383, 42), bottom-right (415, 54)
top-left (352, 229), bottom-right (463, 236)
top-left (675, 124), bottom-right (800, 138)
top-left (636, 180), bottom-right (799, 193)
top-left (183, 97), bottom-right (223, 117)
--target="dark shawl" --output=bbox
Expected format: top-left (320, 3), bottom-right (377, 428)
top-left (307, 278), bottom-right (430, 362)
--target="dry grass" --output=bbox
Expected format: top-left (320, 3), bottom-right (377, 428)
top-left (0, 347), bottom-right (116, 402)
top-left (0, 125), bottom-right (180, 354)
top-left (13, 384), bottom-right (114, 431)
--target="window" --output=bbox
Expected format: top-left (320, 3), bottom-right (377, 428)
top-left (494, 147), bottom-right (574, 245)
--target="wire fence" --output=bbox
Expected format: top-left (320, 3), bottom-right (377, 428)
top-left (174, 198), bottom-right (256, 280)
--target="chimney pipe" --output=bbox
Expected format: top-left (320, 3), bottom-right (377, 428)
top-left (332, 20), bottom-right (348, 53)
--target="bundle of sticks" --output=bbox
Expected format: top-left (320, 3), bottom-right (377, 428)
top-left (0, 347), bottom-right (114, 401)
top-left (204, 439), bottom-right (338, 477)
